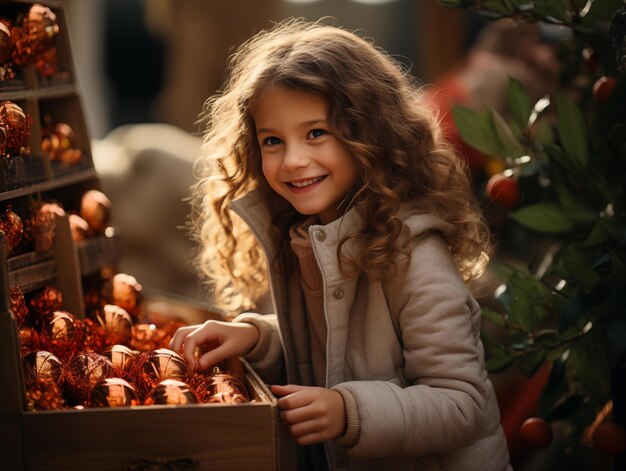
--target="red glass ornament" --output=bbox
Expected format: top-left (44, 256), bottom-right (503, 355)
top-left (43, 310), bottom-right (77, 342)
top-left (519, 417), bottom-right (553, 448)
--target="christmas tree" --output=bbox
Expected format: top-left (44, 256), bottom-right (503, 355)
top-left (439, 0), bottom-right (626, 467)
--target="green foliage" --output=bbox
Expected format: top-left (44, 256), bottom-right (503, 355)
top-left (441, 0), bottom-right (626, 453)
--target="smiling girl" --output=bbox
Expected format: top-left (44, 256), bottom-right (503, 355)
top-left (170, 18), bottom-right (511, 471)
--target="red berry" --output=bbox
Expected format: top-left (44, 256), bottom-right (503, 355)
top-left (592, 76), bottom-right (617, 105)
top-left (486, 173), bottom-right (520, 207)
top-left (592, 422), bottom-right (626, 456)
top-left (520, 417), bottom-right (554, 448)
top-left (582, 47), bottom-right (598, 73)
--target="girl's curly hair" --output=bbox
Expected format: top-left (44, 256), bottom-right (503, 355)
top-left (192, 18), bottom-right (491, 314)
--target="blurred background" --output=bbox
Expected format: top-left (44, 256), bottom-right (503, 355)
top-left (60, 0), bottom-right (496, 301)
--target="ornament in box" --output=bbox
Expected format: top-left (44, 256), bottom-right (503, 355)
top-left (89, 377), bottom-right (139, 408)
top-left (145, 379), bottom-right (199, 405)
top-left (64, 352), bottom-right (115, 404)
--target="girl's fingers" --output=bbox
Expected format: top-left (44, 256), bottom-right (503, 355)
top-left (168, 325), bottom-right (197, 353)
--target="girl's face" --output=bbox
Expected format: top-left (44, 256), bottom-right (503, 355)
top-left (253, 85), bottom-right (358, 225)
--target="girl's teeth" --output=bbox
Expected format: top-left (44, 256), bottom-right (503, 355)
top-left (291, 176), bottom-right (323, 188)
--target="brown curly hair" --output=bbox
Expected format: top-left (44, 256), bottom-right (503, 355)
top-left (192, 18), bottom-right (491, 314)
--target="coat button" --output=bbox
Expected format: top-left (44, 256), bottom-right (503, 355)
top-left (333, 287), bottom-right (344, 299)
top-left (314, 230), bottom-right (326, 242)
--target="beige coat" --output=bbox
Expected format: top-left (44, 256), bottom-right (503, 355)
top-left (232, 190), bottom-right (511, 471)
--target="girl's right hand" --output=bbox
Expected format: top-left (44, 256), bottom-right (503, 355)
top-left (169, 320), bottom-right (259, 370)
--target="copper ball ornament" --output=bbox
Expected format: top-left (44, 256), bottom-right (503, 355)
top-left (145, 379), bottom-right (199, 405)
top-left (97, 304), bottom-right (133, 343)
top-left (26, 4), bottom-right (59, 43)
top-left (22, 350), bottom-right (63, 384)
top-left (27, 202), bottom-right (65, 253)
top-left (65, 352), bottom-right (116, 403)
top-left (0, 101), bottom-right (31, 155)
top-left (0, 21), bottom-right (12, 66)
top-left (80, 190), bottom-right (111, 233)
top-left (0, 207), bottom-right (24, 254)
top-left (68, 214), bottom-right (90, 241)
top-left (29, 286), bottom-right (63, 318)
top-left (144, 348), bottom-right (188, 385)
top-left (111, 273), bottom-right (142, 319)
top-left (101, 344), bottom-right (136, 373)
top-left (43, 310), bottom-right (77, 342)
top-left (89, 377), bottom-right (139, 408)
top-left (9, 287), bottom-right (29, 326)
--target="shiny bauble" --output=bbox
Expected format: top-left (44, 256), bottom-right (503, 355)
top-left (97, 304), bottom-right (133, 342)
top-left (22, 350), bottom-right (63, 384)
top-left (80, 190), bottom-right (111, 233)
top-left (89, 377), bottom-right (139, 408)
top-left (101, 344), bottom-right (136, 373)
top-left (145, 379), bottom-right (199, 405)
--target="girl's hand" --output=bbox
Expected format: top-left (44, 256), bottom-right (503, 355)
top-left (169, 320), bottom-right (259, 370)
top-left (271, 384), bottom-right (346, 445)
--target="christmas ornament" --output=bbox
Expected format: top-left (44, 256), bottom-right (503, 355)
top-left (591, 422), bottom-right (626, 456)
top-left (22, 350), bottom-right (63, 384)
top-left (0, 101), bottom-right (31, 156)
top-left (89, 377), bottom-right (139, 408)
top-left (9, 287), bottom-right (28, 326)
top-left (64, 352), bottom-right (115, 403)
top-left (144, 348), bottom-right (188, 384)
top-left (11, 4), bottom-right (58, 67)
top-left (80, 189), bottom-right (111, 233)
top-left (68, 214), bottom-right (90, 241)
top-left (485, 173), bottom-right (520, 207)
top-left (43, 310), bottom-right (77, 342)
top-left (97, 304), bottom-right (133, 343)
top-left (41, 121), bottom-right (82, 165)
top-left (145, 379), bottom-right (199, 405)
top-left (592, 76), bottom-right (617, 105)
top-left (0, 21), bottom-right (12, 64)
top-left (101, 344), bottom-right (136, 374)
top-left (25, 201), bottom-right (65, 253)
top-left (193, 368), bottom-right (249, 404)
top-left (0, 207), bottom-right (24, 254)
top-left (29, 285), bottom-right (63, 319)
top-left (24, 374), bottom-right (64, 410)
top-left (519, 417), bottom-right (553, 448)
top-left (111, 273), bottom-right (142, 320)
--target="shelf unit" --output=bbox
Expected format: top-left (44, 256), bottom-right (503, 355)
top-left (0, 2), bottom-right (294, 469)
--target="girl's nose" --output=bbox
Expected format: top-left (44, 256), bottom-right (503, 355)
top-left (281, 144), bottom-right (309, 170)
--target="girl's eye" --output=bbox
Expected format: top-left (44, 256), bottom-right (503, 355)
top-left (262, 136), bottom-right (282, 146)
top-left (309, 129), bottom-right (327, 139)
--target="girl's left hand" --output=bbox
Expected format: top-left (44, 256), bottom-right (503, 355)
top-left (271, 384), bottom-right (346, 445)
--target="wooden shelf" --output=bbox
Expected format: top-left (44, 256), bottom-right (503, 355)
top-left (0, 168), bottom-right (98, 202)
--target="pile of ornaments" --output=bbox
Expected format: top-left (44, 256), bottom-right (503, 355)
top-left (0, 3), bottom-right (68, 81)
top-left (13, 273), bottom-right (250, 411)
top-left (0, 188), bottom-right (112, 256)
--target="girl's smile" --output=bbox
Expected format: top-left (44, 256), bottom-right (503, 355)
top-left (253, 85), bottom-right (358, 224)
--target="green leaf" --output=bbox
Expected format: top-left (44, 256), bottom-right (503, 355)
top-left (506, 77), bottom-right (532, 130)
top-left (585, 0), bottom-right (623, 21)
top-left (517, 350), bottom-right (547, 376)
top-left (481, 307), bottom-right (506, 327)
top-left (486, 352), bottom-right (515, 373)
top-left (543, 144), bottom-right (579, 173)
top-left (452, 106), bottom-right (501, 156)
top-left (490, 108), bottom-right (525, 157)
top-left (553, 92), bottom-right (589, 169)
top-left (563, 260), bottom-right (602, 289)
top-left (533, 118), bottom-right (555, 146)
top-left (510, 204), bottom-right (576, 233)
